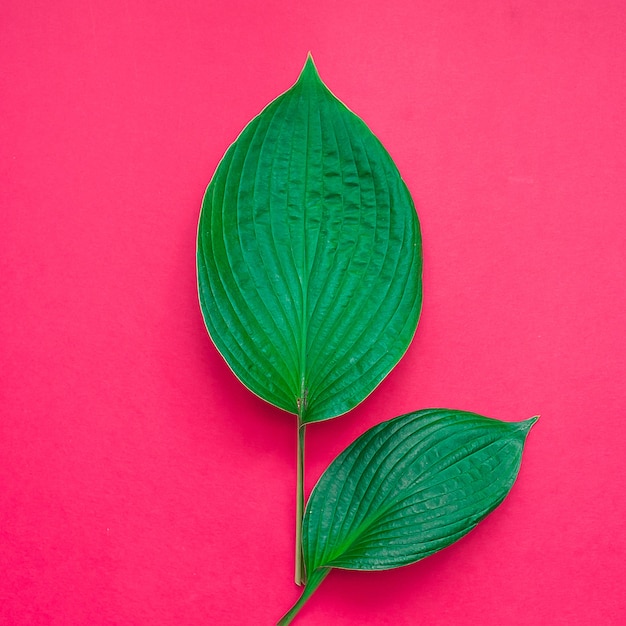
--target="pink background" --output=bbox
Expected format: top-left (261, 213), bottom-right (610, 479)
top-left (2, 1), bottom-right (625, 624)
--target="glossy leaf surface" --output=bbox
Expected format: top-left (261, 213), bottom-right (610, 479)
top-left (197, 57), bottom-right (422, 423)
top-left (302, 409), bottom-right (536, 572)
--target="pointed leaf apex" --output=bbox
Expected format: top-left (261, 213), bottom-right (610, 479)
top-left (299, 53), bottom-right (322, 84)
top-left (517, 415), bottom-right (539, 436)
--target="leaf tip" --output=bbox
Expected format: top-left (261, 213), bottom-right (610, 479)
top-left (299, 52), bottom-right (322, 84)
top-left (517, 415), bottom-right (539, 437)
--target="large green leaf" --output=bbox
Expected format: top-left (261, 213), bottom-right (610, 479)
top-left (197, 56), bottom-right (422, 423)
top-left (303, 409), bottom-right (536, 572)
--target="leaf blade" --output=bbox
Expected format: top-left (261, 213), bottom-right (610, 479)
top-left (197, 57), bottom-right (422, 423)
top-left (302, 409), bottom-right (536, 572)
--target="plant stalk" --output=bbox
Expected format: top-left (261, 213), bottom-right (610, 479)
top-left (294, 415), bottom-right (306, 585)
top-left (278, 568), bottom-right (330, 625)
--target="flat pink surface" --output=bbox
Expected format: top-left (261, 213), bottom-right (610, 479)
top-left (2, 1), bottom-right (625, 624)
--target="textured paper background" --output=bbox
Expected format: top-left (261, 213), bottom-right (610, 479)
top-left (2, 1), bottom-right (625, 624)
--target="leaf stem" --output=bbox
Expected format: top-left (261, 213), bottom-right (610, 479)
top-left (278, 568), bottom-right (330, 625)
top-left (294, 412), bottom-right (306, 586)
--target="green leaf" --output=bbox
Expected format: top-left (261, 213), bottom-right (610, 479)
top-left (303, 410), bottom-right (536, 572)
top-left (277, 409), bottom-right (536, 622)
top-left (197, 56), bottom-right (422, 423)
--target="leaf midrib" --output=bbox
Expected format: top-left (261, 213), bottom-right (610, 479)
top-left (298, 79), bottom-right (312, 415)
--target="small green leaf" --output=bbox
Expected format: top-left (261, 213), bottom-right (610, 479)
top-left (277, 409), bottom-right (536, 622)
top-left (303, 410), bottom-right (536, 572)
top-left (197, 56), bottom-right (422, 423)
